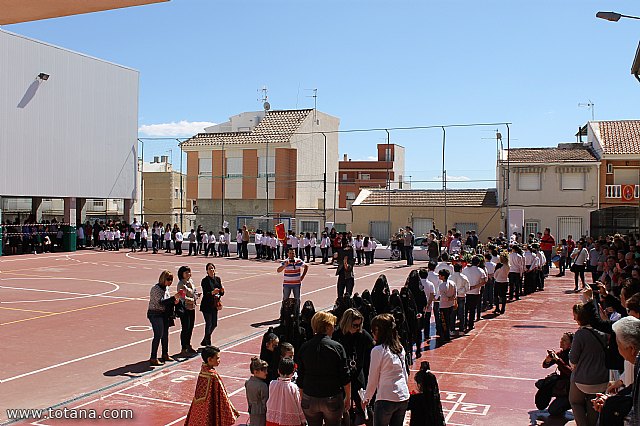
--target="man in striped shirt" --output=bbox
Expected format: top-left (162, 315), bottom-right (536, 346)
top-left (277, 248), bottom-right (308, 312)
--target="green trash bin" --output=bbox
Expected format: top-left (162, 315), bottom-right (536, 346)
top-left (62, 225), bottom-right (77, 252)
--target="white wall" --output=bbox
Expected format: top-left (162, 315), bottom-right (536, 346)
top-left (291, 111), bottom-right (340, 210)
top-left (0, 30), bottom-right (138, 199)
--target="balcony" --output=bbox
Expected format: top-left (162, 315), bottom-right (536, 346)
top-left (605, 184), bottom-right (640, 199)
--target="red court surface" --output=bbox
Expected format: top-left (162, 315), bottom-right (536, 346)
top-left (0, 250), bottom-right (582, 425)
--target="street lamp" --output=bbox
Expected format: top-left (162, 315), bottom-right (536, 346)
top-left (596, 11), bottom-right (640, 22)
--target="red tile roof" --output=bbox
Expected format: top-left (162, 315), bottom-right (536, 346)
top-left (356, 189), bottom-right (497, 207)
top-left (180, 109), bottom-right (312, 147)
top-left (596, 120), bottom-right (640, 155)
top-left (506, 146), bottom-right (597, 163)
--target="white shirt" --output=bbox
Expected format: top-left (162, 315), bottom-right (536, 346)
top-left (202, 233), bottom-right (209, 244)
top-left (462, 266), bottom-right (487, 295)
top-left (310, 237), bottom-right (317, 247)
top-left (572, 248), bottom-right (589, 265)
top-left (255, 233), bottom-right (263, 244)
top-left (270, 237), bottom-right (277, 248)
top-left (524, 251), bottom-right (535, 267)
top-left (439, 279), bottom-right (457, 309)
top-left (165, 231), bottom-right (171, 241)
top-left (320, 237), bottom-right (330, 248)
top-left (370, 240), bottom-right (377, 250)
top-left (421, 278), bottom-right (435, 312)
top-left (237, 232), bottom-right (242, 243)
top-left (302, 237), bottom-right (310, 247)
top-left (451, 271), bottom-right (470, 298)
top-left (509, 252), bottom-right (524, 274)
top-left (494, 263), bottom-right (510, 282)
top-left (290, 236), bottom-right (299, 248)
top-left (427, 271), bottom-right (441, 300)
top-left (175, 232), bottom-right (183, 242)
top-left (449, 238), bottom-right (462, 253)
top-left (354, 239), bottom-right (363, 250)
top-left (364, 345), bottom-right (410, 403)
top-left (114, 230), bottom-right (121, 239)
top-left (141, 229), bottom-right (148, 239)
top-left (436, 262), bottom-right (453, 276)
top-left (484, 261), bottom-right (496, 277)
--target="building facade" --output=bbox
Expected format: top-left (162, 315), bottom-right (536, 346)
top-left (180, 109), bottom-right (339, 234)
top-left (585, 120), bottom-right (640, 236)
top-left (351, 188), bottom-right (499, 244)
top-left (499, 143), bottom-right (599, 240)
top-left (338, 143), bottom-right (407, 208)
top-left (0, 30), bottom-right (139, 253)
top-left (141, 156), bottom-right (194, 230)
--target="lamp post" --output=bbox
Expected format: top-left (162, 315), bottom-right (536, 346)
top-left (596, 11), bottom-right (640, 22)
top-left (138, 138), bottom-right (144, 223)
top-left (321, 132), bottom-right (327, 228)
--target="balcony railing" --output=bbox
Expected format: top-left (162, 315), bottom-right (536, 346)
top-left (605, 184), bottom-right (640, 199)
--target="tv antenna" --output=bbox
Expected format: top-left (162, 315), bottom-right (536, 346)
top-left (258, 86), bottom-right (270, 111)
top-left (578, 100), bottom-right (595, 121)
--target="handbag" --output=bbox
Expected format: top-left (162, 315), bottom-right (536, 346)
top-left (570, 263), bottom-right (578, 273)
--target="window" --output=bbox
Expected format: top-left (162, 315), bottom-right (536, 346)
top-left (226, 157), bottom-right (243, 178)
top-left (557, 217), bottom-right (583, 240)
top-left (300, 221), bottom-right (319, 234)
top-left (93, 200), bottom-right (105, 208)
top-left (385, 148), bottom-right (393, 162)
top-left (518, 173), bottom-right (541, 191)
top-left (614, 168), bottom-right (639, 185)
top-left (346, 192), bottom-right (356, 200)
top-left (360, 173), bottom-right (370, 180)
top-left (561, 173), bottom-right (585, 190)
top-left (607, 163), bottom-right (613, 174)
top-left (198, 158), bottom-right (212, 175)
top-left (342, 174), bottom-right (348, 181)
top-left (258, 156), bottom-right (275, 177)
top-left (525, 220), bottom-right (540, 237)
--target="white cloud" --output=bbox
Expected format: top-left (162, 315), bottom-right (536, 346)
top-left (351, 155), bottom-right (378, 161)
top-left (432, 175), bottom-right (471, 182)
top-left (138, 120), bottom-right (216, 137)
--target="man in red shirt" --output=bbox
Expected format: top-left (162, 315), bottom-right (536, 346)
top-left (540, 228), bottom-right (555, 277)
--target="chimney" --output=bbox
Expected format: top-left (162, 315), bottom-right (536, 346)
top-left (161, 155), bottom-right (169, 163)
top-left (343, 154), bottom-right (348, 161)
top-left (153, 156), bottom-right (160, 163)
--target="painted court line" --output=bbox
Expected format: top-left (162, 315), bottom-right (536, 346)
top-left (0, 266), bottom-right (391, 384)
top-left (164, 415), bottom-right (188, 426)
top-left (0, 306), bottom-right (54, 314)
top-left (0, 284), bottom-right (147, 303)
top-left (0, 299), bottom-right (132, 326)
top-left (115, 392), bottom-right (191, 406)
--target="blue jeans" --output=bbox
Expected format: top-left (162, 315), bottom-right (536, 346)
top-left (433, 302), bottom-right (442, 338)
top-left (201, 310), bottom-right (217, 346)
top-left (405, 246), bottom-right (414, 266)
top-left (283, 284), bottom-right (301, 302)
top-left (148, 313), bottom-right (169, 359)
top-left (301, 392), bottom-right (344, 426)
top-left (483, 278), bottom-right (495, 307)
top-left (373, 400), bottom-right (408, 426)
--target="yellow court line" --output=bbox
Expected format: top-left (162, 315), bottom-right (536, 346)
top-left (0, 306), bottom-right (55, 314)
top-left (0, 299), bottom-right (131, 326)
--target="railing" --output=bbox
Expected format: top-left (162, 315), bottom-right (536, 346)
top-left (605, 184), bottom-right (640, 199)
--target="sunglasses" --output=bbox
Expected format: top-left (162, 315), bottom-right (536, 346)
top-left (351, 321), bottom-right (362, 329)
top-left (165, 278), bottom-right (174, 282)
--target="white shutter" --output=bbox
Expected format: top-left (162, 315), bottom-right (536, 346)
top-left (518, 173), bottom-right (540, 191)
top-left (412, 218), bottom-right (434, 237)
top-left (614, 169), bottom-right (639, 185)
top-left (561, 173), bottom-right (584, 190)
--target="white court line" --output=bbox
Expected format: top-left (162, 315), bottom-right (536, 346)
top-left (228, 386), bottom-right (246, 397)
top-left (165, 415), bottom-right (188, 426)
top-left (224, 350), bottom-right (258, 357)
top-left (0, 284), bottom-right (147, 303)
top-left (0, 251), bottom-right (99, 263)
top-left (115, 392), bottom-right (191, 406)
top-left (0, 266), bottom-right (392, 384)
top-left (426, 370), bottom-right (537, 382)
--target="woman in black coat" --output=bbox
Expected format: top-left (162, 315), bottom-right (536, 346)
top-left (200, 262), bottom-right (224, 347)
top-left (371, 274), bottom-right (391, 315)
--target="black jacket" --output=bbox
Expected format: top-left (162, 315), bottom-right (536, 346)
top-left (200, 275), bottom-right (224, 313)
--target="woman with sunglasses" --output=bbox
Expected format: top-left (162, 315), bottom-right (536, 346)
top-left (333, 308), bottom-right (374, 426)
top-left (147, 270), bottom-right (180, 366)
top-left (200, 263), bottom-right (225, 347)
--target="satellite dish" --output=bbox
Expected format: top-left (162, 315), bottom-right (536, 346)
top-left (263, 101), bottom-right (271, 111)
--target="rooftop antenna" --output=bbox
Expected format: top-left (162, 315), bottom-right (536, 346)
top-left (258, 86), bottom-right (270, 111)
top-left (578, 99), bottom-right (595, 121)
top-left (305, 88), bottom-right (318, 124)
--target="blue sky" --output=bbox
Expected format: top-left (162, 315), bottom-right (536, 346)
top-left (6, 0), bottom-right (640, 188)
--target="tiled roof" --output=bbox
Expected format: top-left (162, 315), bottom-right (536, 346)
top-left (356, 189), bottom-right (497, 207)
top-left (180, 109), bottom-right (313, 147)
top-left (595, 120), bottom-right (640, 155)
top-left (506, 146), bottom-right (597, 163)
